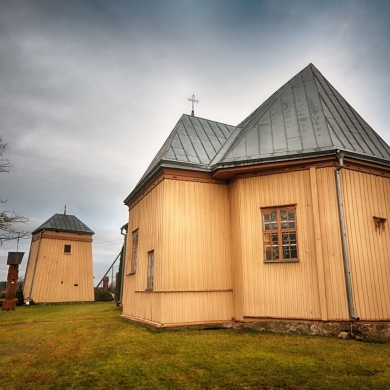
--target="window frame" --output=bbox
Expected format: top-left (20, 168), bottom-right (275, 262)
top-left (261, 205), bottom-right (299, 263)
top-left (146, 250), bottom-right (154, 291)
top-left (130, 229), bottom-right (139, 274)
top-left (64, 244), bottom-right (71, 254)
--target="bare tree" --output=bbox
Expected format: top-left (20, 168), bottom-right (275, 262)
top-left (0, 136), bottom-right (29, 244)
top-left (0, 136), bottom-right (12, 173)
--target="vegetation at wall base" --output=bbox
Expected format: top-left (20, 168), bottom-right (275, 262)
top-left (15, 284), bottom-right (24, 305)
top-left (0, 303), bottom-right (389, 390)
top-left (94, 291), bottom-right (114, 302)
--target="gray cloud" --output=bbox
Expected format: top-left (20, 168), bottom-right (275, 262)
top-left (1, 0), bottom-right (389, 280)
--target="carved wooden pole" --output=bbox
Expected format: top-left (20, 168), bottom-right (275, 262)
top-left (2, 252), bottom-right (24, 311)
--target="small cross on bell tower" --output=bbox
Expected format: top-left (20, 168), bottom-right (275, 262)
top-left (188, 94), bottom-right (199, 117)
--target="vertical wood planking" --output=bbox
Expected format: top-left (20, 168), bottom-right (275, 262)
top-left (122, 179), bottom-right (233, 324)
top-left (235, 170), bottom-right (321, 319)
top-left (23, 232), bottom-right (94, 303)
top-left (230, 180), bottom-right (245, 320)
top-left (316, 167), bottom-right (348, 319)
top-left (342, 169), bottom-right (390, 320)
top-left (23, 238), bottom-right (40, 298)
top-left (162, 180), bottom-right (232, 291)
top-left (123, 180), bottom-right (164, 323)
top-left (122, 166), bottom-right (390, 325)
top-left (310, 167), bottom-right (328, 320)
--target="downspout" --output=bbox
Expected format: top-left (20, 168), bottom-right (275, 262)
top-left (335, 151), bottom-right (359, 320)
top-left (28, 229), bottom-right (44, 298)
top-left (119, 225), bottom-right (127, 303)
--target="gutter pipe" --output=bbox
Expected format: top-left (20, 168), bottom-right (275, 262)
top-left (119, 224), bottom-right (128, 303)
top-left (335, 151), bottom-right (360, 321)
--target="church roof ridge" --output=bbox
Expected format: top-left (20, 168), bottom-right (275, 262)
top-left (125, 64), bottom-right (390, 204)
top-left (136, 113), bottom-right (236, 185)
top-left (217, 63), bottom-right (390, 165)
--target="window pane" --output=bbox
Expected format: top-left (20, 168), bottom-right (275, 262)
top-left (265, 247), bottom-right (272, 260)
top-left (147, 251), bottom-right (155, 290)
top-left (290, 232), bottom-right (296, 242)
top-left (131, 230), bottom-right (139, 273)
top-left (262, 206), bottom-right (298, 262)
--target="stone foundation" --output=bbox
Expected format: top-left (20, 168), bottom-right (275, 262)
top-left (121, 314), bottom-right (390, 339)
top-left (237, 319), bottom-right (390, 340)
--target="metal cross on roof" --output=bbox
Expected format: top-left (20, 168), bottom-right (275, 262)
top-left (188, 94), bottom-right (199, 117)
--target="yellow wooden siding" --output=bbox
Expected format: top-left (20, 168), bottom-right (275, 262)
top-left (122, 179), bottom-right (233, 324)
top-left (309, 167), bottom-right (328, 320)
top-left (122, 180), bottom-right (164, 323)
top-left (342, 169), bottom-right (390, 320)
top-left (23, 237), bottom-right (40, 299)
top-left (229, 180), bottom-right (245, 320)
top-left (23, 234), bottom-right (94, 303)
top-left (162, 180), bottom-right (232, 292)
top-left (122, 165), bottom-right (390, 325)
top-left (315, 167), bottom-right (349, 320)
top-left (160, 291), bottom-right (232, 323)
top-left (231, 170), bottom-right (322, 319)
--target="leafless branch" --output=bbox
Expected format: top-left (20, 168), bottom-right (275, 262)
top-left (0, 136), bottom-right (29, 244)
top-left (0, 210), bottom-right (30, 244)
top-left (0, 136), bottom-right (12, 173)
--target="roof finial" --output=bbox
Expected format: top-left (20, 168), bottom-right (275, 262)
top-left (188, 94), bottom-right (199, 117)
top-left (64, 204), bottom-right (66, 215)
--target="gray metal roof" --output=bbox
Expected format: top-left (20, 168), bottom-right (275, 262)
top-left (126, 64), bottom-right (390, 203)
top-left (217, 64), bottom-right (390, 165)
top-left (138, 114), bottom-right (236, 183)
top-left (32, 214), bottom-right (94, 235)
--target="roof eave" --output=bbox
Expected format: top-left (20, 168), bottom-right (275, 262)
top-left (124, 149), bottom-right (390, 206)
top-left (213, 149), bottom-right (390, 172)
top-left (123, 159), bottom-right (211, 205)
top-left (32, 227), bottom-right (95, 235)
top-left (212, 149), bottom-right (338, 171)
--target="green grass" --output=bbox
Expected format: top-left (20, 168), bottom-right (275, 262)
top-left (1, 303), bottom-right (390, 389)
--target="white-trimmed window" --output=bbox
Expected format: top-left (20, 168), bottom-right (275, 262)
top-left (64, 244), bottom-right (71, 254)
top-left (261, 206), bottom-right (298, 262)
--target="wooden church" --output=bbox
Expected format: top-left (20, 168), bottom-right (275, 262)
top-left (23, 213), bottom-right (95, 303)
top-left (121, 64), bottom-right (390, 329)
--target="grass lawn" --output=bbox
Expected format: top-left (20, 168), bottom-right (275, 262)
top-left (1, 303), bottom-right (389, 389)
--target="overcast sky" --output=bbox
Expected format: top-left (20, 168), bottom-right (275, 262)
top-left (1, 0), bottom-right (389, 282)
